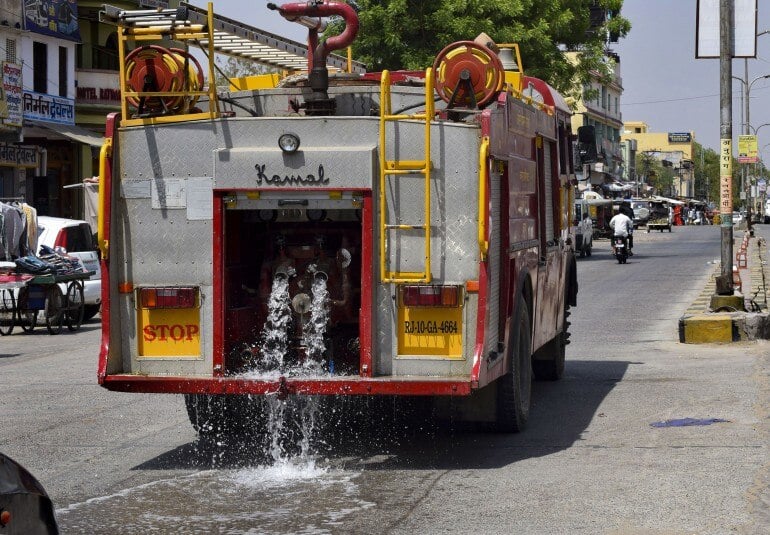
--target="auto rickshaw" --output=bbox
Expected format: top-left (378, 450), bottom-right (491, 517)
top-left (647, 200), bottom-right (672, 232)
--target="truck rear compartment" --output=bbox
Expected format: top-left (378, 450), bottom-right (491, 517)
top-left (221, 199), bottom-right (364, 378)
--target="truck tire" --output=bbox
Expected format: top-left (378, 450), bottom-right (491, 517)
top-left (494, 295), bottom-right (531, 432)
top-left (184, 394), bottom-right (267, 438)
top-left (532, 302), bottom-right (569, 381)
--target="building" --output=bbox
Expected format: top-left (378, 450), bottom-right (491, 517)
top-left (0, 0), bottom-right (40, 204)
top-left (621, 121), bottom-right (696, 198)
top-left (566, 50), bottom-right (625, 195)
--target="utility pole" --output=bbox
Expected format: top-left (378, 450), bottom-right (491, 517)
top-left (715, 0), bottom-right (734, 297)
top-left (744, 58), bottom-right (753, 235)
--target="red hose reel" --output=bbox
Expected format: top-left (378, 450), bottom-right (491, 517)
top-left (432, 41), bottom-right (504, 108)
top-left (124, 45), bottom-right (205, 114)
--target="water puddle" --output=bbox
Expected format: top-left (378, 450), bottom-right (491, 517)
top-left (56, 464), bottom-right (375, 534)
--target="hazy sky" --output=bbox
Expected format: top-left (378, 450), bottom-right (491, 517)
top-left (200, 0), bottom-right (770, 154)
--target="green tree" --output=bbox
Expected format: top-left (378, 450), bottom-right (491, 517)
top-left (329, 0), bottom-right (630, 100)
top-left (692, 142), bottom-right (720, 204)
top-left (213, 56), bottom-right (273, 88)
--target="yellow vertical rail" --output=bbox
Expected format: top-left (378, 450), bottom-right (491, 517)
top-left (378, 70), bottom-right (391, 283)
top-left (206, 2), bottom-right (219, 117)
top-left (478, 136), bottom-right (490, 261)
top-left (117, 26), bottom-right (128, 123)
top-left (97, 138), bottom-right (113, 260)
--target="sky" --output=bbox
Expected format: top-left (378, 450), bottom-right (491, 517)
top-left (195, 0), bottom-right (769, 155)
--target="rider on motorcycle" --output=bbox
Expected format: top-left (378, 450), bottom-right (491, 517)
top-left (609, 210), bottom-right (634, 256)
top-left (619, 201), bottom-right (635, 255)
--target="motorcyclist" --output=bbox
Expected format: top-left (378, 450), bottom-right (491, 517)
top-left (609, 210), bottom-right (633, 256)
top-left (619, 201), bottom-right (635, 256)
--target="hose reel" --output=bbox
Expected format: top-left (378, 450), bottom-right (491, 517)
top-left (124, 45), bottom-right (205, 115)
top-left (432, 41), bottom-right (504, 109)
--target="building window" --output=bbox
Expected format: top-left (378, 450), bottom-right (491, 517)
top-left (5, 38), bottom-right (16, 63)
top-left (59, 46), bottom-right (67, 97)
top-left (601, 87), bottom-right (608, 109)
top-left (33, 41), bottom-right (47, 93)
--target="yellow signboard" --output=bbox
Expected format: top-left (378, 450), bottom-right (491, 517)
top-left (738, 135), bottom-right (758, 163)
top-left (397, 306), bottom-right (463, 358)
top-left (138, 307), bottom-right (201, 357)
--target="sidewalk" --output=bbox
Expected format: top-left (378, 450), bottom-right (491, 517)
top-left (679, 223), bottom-right (770, 343)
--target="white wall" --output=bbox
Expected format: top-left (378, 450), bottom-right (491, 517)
top-left (20, 32), bottom-right (76, 99)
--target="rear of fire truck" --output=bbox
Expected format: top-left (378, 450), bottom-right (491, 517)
top-left (97, 2), bottom-right (577, 434)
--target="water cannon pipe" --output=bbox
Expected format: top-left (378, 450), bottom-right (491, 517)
top-left (268, 1), bottom-right (358, 103)
top-left (268, 2), bottom-right (358, 63)
top-left (313, 270), bottom-right (329, 282)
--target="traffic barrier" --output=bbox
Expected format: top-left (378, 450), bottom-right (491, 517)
top-left (736, 250), bottom-right (747, 269)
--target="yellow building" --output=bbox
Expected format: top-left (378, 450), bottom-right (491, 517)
top-left (622, 121), bottom-right (695, 197)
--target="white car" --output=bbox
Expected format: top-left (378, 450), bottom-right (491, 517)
top-left (732, 212), bottom-right (744, 225)
top-left (36, 216), bottom-right (101, 320)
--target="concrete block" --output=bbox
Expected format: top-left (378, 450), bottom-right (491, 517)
top-left (679, 314), bottom-right (737, 344)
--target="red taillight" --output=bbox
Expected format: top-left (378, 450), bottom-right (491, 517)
top-left (401, 285), bottom-right (460, 307)
top-left (139, 287), bottom-right (197, 309)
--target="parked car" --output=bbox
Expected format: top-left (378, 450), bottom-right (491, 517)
top-left (36, 216), bottom-right (101, 321)
top-left (732, 211), bottom-right (744, 225)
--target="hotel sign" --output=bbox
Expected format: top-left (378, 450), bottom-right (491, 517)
top-left (22, 91), bottom-right (75, 125)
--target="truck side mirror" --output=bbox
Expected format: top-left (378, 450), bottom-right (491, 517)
top-left (577, 125), bottom-right (598, 165)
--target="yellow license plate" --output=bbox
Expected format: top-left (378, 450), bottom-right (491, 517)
top-left (138, 307), bottom-right (201, 357)
top-left (397, 306), bottom-right (463, 358)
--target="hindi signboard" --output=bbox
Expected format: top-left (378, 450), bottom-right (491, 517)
top-left (2, 63), bottom-right (22, 127)
top-left (22, 91), bottom-right (75, 125)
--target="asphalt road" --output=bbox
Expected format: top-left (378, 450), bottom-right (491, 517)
top-left (1, 225), bottom-right (768, 534)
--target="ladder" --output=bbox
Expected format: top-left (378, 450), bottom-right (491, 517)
top-left (378, 68), bottom-right (435, 283)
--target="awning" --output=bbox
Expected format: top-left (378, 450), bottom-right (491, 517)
top-left (26, 121), bottom-right (104, 147)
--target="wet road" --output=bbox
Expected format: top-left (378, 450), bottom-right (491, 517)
top-left (1, 225), bottom-right (768, 534)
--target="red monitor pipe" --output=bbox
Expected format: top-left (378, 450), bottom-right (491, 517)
top-left (268, 1), bottom-right (359, 105)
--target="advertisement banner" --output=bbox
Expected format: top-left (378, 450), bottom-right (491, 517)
top-left (24, 0), bottom-right (81, 42)
top-left (738, 135), bottom-right (758, 163)
top-left (2, 63), bottom-right (22, 127)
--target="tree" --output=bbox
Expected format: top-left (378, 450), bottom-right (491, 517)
top-left (213, 56), bottom-right (274, 89)
top-left (327, 0), bottom-right (630, 100)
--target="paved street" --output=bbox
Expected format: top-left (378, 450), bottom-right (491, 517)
top-left (1, 225), bottom-right (768, 534)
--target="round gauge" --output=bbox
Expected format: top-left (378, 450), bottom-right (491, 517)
top-left (292, 293), bottom-right (312, 314)
top-left (337, 248), bottom-right (352, 268)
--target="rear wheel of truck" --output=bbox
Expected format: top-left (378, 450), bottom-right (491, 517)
top-left (184, 394), bottom-right (267, 438)
top-left (494, 296), bottom-right (531, 433)
top-left (532, 301), bottom-right (569, 381)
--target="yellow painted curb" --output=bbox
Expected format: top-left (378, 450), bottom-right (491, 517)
top-left (679, 314), bottom-right (736, 344)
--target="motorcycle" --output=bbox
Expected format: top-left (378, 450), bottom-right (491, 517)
top-left (613, 236), bottom-right (628, 264)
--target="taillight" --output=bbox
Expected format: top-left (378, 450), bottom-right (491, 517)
top-left (139, 287), bottom-right (198, 309)
top-left (400, 285), bottom-right (461, 307)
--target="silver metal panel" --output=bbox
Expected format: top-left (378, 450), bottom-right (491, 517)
top-left (113, 196), bottom-right (215, 376)
top-left (214, 147), bottom-right (376, 189)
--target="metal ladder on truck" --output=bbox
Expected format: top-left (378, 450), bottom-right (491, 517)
top-left (378, 69), bottom-right (435, 284)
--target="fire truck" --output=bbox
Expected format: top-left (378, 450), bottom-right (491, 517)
top-left (97, 2), bottom-right (578, 434)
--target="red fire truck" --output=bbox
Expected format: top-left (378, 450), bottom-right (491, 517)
top-left (97, 2), bottom-right (578, 433)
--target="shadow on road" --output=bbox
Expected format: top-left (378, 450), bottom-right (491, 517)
top-left (133, 359), bottom-right (630, 472)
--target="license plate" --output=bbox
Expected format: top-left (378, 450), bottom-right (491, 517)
top-left (397, 306), bottom-right (463, 358)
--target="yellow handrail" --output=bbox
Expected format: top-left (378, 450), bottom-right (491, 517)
top-left (97, 137), bottom-right (113, 260)
top-left (478, 136), bottom-right (490, 261)
top-left (378, 69), bottom-right (390, 282)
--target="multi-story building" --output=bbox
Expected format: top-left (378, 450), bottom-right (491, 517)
top-left (621, 121), bottom-right (695, 198)
top-left (566, 51), bottom-right (625, 194)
